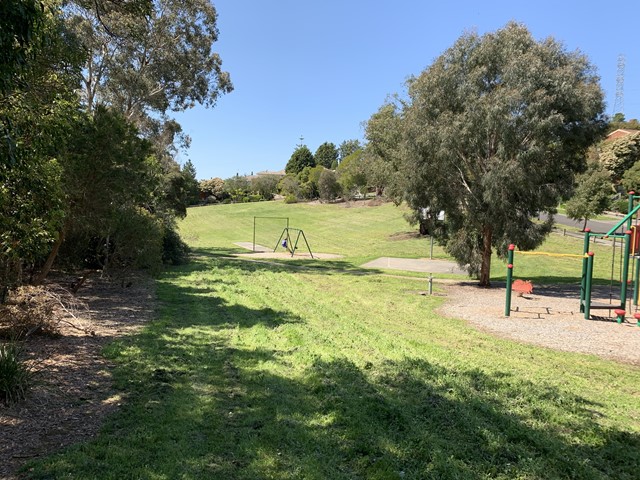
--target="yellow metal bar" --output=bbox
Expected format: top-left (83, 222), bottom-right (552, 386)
top-left (516, 251), bottom-right (588, 258)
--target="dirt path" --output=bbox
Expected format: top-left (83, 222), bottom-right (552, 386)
top-left (0, 275), bottom-right (154, 479)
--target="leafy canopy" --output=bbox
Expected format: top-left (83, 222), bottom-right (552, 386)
top-left (395, 22), bottom-right (605, 285)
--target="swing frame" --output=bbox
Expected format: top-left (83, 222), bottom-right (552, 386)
top-left (274, 227), bottom-right (314, 258)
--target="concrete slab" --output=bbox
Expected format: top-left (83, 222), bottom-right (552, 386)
top-left (361, 257), bottom-right (468, 275)
top-left (233, 242), bottom-right (344, 260)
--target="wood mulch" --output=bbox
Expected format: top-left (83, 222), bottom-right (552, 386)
top-left (441, 282), bottom-right (640, 366)
top-left (0, 275), bottom-right (154, 480)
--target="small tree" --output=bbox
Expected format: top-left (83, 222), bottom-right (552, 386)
top-left (315, 142), bottom-right (338, 168)
top-left (199, 177), bottom-right (225, 201)
top-left (285, 145), bottom-right (315, 174)
top-left (622, 161), bottom-right (640, 193)
top-left (337, 150), bottom-right (367, 199)
top-left (338, 139), bottom-right (362, 163)
top-left (565, 167), bottom-right (613, 231)
top-left (318, 169), bottom-right (341, 202)
top-left (599, 132), bottom-right (640, 183)
top-left (251, 175), bottom-right (280, 200)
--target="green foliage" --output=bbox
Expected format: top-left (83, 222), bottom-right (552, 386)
top-left (564, 167), bottom-right (612, 230)
top-left (612, 198), bottom-right (629, 214)
top-left (337, 150), bottom-right (367, 198)
top-left (338, 139), bottom-right (362, 163)
top-left (314, 142), bottom-right (338, 168)
top-left (284, 194), bottom-right (298, 204)
top-left (285, 145), bottom-right (315, 174)
top-left (600, 132), bottom-right (640, 182)
top-left (199, 177), bottom-right (225, 202)
top-left (251, 174), bottom-right (280, 200)
top-left (0, 340), bottom-right (32, 404)
top-left (622, 160), bottom-right (640, 193)
top-left (181, 160), bottom-right (200, 206)
top-left (318, 169), bottom-right (341, 202)
top-left (396, 22), bottom-right (606, 285)
top-left (278, 175), bottom-right (300, 199)
top-left (0, 0), bottom-right (44, 94)
top-left (1, 1), bottom-right (83, 286)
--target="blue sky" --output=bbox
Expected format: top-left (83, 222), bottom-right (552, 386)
top-left (175, 0), bottom-right (640, 180)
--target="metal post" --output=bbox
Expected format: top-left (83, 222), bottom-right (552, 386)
top-left (628, 191), bottom-right (635, 231)
top-left (428, 275), bottom-right (433, 295)
top-left (430, 236), bottom-right (434, 260)
top-left (634, 256), bottom-right (640, 306)
top-left (580, 229), bottom-right (591, 312)
top-left (584, 252), bottom-right (595, 320)
top-left (505, 244), bottom-right (515, 316)
top-left (253, 217), bottom-right (256, 252)
top-left (621, 230), bottom-right (632, 307)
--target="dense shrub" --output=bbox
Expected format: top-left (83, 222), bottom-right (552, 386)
top-left (162, 226), bottom-right (190, 265)
top-left (284, 194), bottom-right (298, 204)
top-left (612, 198), bottom-right (629, 214)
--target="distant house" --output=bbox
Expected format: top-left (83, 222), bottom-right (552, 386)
top-left (606, 129), bottom-right (639, 142)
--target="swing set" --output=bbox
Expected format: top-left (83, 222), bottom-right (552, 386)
top-left (275, 227), bottom-right (314, 258)
top-left (505, 191), bottom-right (640, 325)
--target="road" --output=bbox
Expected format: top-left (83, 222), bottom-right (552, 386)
top-left (541, 212), bottom-right (623, 234)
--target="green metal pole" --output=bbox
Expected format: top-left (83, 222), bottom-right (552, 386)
top-left (621, 230), bottom-right (632, 308)
top-left (584, 252), bottom-right (594, 320)
top-left (505, 244), bottom-right (515, 317)
top-left (628, 191), bottom-right (636, 231)
top-left (580, 229), bottom-right (591, 312)
top-left (634, 256), bottom-right (640, 306)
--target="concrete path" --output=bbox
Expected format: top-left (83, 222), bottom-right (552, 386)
top-left (361, 257), bottom-right (468, 275)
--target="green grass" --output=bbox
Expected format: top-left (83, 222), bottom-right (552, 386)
top-left (26, 201), bottom-right (640, 479)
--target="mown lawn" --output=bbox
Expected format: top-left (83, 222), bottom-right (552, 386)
top-left (26, 201), bottom-right (640, 479)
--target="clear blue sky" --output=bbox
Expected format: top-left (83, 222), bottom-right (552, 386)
top-left (174, 0), bottom-right (640, 180)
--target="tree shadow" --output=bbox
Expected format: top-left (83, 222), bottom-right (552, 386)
top-left (189, 246), bottom-right (385, 277)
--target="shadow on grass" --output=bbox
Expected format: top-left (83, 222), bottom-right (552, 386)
top-left (189, 246), bottom-right (385, 277)
top-left (27, 266), bottom-right (640, 480)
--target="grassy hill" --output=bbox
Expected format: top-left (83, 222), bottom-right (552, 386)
top-left (27, 200), bottom-right (640, 479)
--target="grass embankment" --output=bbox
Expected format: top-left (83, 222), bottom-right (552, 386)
top-left (27, 201), bottom-right (640, 479)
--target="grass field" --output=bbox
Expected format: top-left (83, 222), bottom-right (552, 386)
top-left (27, 201), bottom-right (640, 479)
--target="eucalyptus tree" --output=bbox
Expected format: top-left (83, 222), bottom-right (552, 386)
top-left (396, 22), bottom-right (605, 286)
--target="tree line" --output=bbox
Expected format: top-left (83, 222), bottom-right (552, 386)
top-left (1, 0), bottom-right (228, 292)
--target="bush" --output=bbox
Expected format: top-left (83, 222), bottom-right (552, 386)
top-left (612, 198), bottom-right (629, 214)
top-left (284, 194), bottom-right (298, 204)
top-left (162, 226), bottom-right (190, 265)
top-left (0, 340), bottom-right (32, 404)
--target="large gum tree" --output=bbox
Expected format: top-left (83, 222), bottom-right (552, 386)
top-left (397, 22), bottom-right (606, 286)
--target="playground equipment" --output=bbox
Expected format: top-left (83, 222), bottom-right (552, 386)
top-left (275, 227), bottom-right (314, 258)
top-left (506, 191), bottom-right (640, 325)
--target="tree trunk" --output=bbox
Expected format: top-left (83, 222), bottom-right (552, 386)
top-left (32, 225), bottom-right (67, 285)
top-left (582, 217), bottom-right (588, 231)
top-left (479, 225), bottom-right (492, 287)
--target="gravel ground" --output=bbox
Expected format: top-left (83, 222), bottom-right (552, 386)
top-left (442, 282), bottom-right (640, 366)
